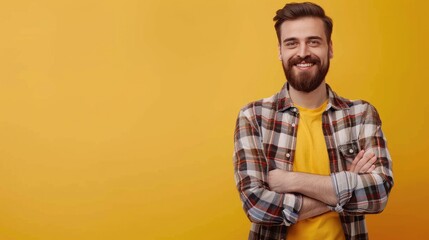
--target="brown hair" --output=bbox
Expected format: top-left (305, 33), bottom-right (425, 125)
top-left (273, 2), bottom-right (333, 43)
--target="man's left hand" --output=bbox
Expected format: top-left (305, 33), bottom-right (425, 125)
top-left (268, 169), bottom-right (294, 193)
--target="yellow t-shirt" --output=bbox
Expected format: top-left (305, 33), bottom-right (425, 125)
top-left (286, 100), bottom-right (345, 240)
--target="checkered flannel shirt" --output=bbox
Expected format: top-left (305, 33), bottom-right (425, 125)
top-left (233, 83), bottom-right (394, 240)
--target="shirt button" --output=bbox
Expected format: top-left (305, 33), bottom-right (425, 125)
top-left (286, 153), bottom-right (291, 158)
top-left (349, 149), bottom-right (354, 154)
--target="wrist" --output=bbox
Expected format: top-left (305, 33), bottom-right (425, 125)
top-left (287, 171), bottom-right (298, 192)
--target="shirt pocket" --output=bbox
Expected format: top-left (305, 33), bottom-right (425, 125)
top-left (338, 140), bottom-right (360, 169)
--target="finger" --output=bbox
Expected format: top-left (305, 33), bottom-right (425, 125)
top-left (359, 155), bottom-right (377, 173)
top-left (349, 150), bottom-right (365, 172)
top-left (354, 154), bottom-right (372, 173)
top-left (355, 152), bottom-right (375, 172)
top-left (363, 151), bottom-right (375, 160)
top-left (367, 164), bottom-right (376, 173)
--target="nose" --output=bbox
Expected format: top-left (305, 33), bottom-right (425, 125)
top-left (297, 44), bottom-right (310, 58)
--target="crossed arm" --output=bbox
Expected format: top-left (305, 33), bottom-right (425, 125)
top-left (268, 150), bottom-right (376, 221)
top-left (234, 104), bottom-right (393, 226)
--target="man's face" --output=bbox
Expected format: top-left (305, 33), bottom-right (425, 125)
top-left (279, 17), bottom-right (333, 93)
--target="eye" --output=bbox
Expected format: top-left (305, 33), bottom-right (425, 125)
top-left (284, 41), bottom-right (298, 48)
top-left (308, 39), bottom-right (321, 47)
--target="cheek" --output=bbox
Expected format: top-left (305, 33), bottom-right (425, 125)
top-left (280, 49), bottom-right (293, 60)
top-left (313, 49), bottom-right (330, 60)
top-left (281, 53), bottom-right (293, 63)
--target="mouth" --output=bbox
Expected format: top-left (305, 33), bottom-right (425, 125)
top-left (294, 61), bottom-right (315, 70)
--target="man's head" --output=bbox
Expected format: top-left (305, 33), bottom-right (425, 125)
top-left (274, 2), bottom-right (333, 44)
top-left (274, 2), bottom-right (333, 93)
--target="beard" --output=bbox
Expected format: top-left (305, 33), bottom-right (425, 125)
top-left (282, 53), bottom-right (330, 93)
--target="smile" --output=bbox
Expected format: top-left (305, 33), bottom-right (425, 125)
top-left (295, 62), bottom-right (314, 69)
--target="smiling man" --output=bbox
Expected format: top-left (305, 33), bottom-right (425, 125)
top-left (233, 2), bottom-right (393, 240)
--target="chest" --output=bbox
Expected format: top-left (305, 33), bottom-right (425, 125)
top-left (260, 110), bottom-right (361, 172)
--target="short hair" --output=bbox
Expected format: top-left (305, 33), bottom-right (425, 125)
top-left (273, 2), bottom-right (333, 43)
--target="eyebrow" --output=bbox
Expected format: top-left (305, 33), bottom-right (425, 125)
top-left (282, 36), bottom-right (323, 43)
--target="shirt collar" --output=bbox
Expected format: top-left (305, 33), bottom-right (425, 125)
top-left (276, 83), bottom-right (350, 112)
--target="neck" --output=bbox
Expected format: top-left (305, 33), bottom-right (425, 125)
top-left (289, 81), bottom-right (328, 109)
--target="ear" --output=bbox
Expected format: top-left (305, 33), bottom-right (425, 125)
top-left (329, 40), bottom-right (334, 59)
top-left (278, 44), bottom-right (282, 61)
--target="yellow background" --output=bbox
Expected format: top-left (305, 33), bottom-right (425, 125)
top-left (0, 0), bottom-right (427, 239)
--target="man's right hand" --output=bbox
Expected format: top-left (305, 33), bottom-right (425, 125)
top-left (348, 150), bottom-right (377, 173)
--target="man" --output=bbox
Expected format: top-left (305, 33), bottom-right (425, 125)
top-left (233, 2), bottom-right (393, 240)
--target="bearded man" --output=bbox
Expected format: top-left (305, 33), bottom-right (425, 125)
top-left (233, 2), bottom-right (394, 240)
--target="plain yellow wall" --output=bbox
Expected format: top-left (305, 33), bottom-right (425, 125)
top-left (0, 0), bottom-right (427, 239)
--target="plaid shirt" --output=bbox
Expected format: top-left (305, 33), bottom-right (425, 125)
top-left (233, 83), bottom-right (394, 240)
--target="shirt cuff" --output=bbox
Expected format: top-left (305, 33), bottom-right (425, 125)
top-left (281, 193), bottom-right (302, 226)
top-left (330, 171), bottom-right (358, 211)
top-left (327, 203), bottom-right (344, 213)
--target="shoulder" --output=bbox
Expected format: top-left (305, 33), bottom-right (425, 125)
top-left (238, 92), bottom-right (278, 119)
top-left (334, 94), bottom-right (381, 124)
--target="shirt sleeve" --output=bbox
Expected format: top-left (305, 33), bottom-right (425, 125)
top-left (330, 104), bottom-right (394, 214)
top-left (233, 109), bottom-right (302, 226)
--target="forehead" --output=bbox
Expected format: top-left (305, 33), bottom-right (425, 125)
top-left (279, 17), bottom-right (326, 41)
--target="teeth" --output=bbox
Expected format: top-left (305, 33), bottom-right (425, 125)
top-left (296, 63), bottom-right (314, 67)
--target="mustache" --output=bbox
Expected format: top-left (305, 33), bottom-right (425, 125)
top-left (288, 55), bottom-right (321, 66)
